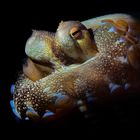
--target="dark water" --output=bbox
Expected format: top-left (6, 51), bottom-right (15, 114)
top-left (1, 0), bottom-right (140, 137)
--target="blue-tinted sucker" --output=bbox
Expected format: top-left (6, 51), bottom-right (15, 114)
top-left (12, 14), bottom-right (140, 120)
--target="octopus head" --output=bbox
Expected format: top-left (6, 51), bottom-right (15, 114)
top-left (55, 21), bottom-right (98, 61)
top-left (25, 21), bottom-right (98, 66)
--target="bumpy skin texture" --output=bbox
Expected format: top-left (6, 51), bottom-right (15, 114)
top-left (13, 14), bottom-right (140, 120)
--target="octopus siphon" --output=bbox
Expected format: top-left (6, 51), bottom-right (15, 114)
top-left (10, 14), bottom-right (140, 121)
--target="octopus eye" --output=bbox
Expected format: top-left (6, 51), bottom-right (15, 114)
top-left (70, 27), bottom-right (82, 39)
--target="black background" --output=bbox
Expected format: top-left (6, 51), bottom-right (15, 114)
top-left (1, 0), bottom-right (140, 137)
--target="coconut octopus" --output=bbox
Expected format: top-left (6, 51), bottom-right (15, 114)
top-left (11, 14), bottom-right (140, 121)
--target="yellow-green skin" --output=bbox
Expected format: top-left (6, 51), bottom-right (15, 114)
top-left (13, 14), bottom-right (140, 120)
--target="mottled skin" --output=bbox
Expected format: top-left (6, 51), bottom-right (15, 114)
top-left (13, 14), bottom-right (140, 120)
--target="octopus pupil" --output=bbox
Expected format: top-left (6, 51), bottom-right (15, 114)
top-left (72, 30), bottom-right (80, 36)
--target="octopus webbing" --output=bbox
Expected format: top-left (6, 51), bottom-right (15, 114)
top-left (11, 14), bottom-right (140, 121)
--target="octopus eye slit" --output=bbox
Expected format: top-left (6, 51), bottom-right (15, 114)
top-left (71, 30), bottom-right (81, 36)
top-left (70, 27), bottom-right (82, 39)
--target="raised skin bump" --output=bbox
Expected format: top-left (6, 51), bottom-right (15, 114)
top-left (12, 14), bottom-right (140, 120)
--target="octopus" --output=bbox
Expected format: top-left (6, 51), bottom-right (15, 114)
top-left (10, 13), bottom-right (140, 122)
